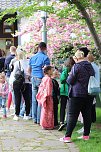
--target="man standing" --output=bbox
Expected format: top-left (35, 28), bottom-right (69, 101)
top-left (5, 46), bottom-right (16, 78)
top-left (28, 42), bottom-right (50, 124)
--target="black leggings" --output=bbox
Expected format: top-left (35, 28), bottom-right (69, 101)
top-left (13, 83), bottom-right (30, 116)
top-left (60, 95), bottom-right (68, 124)
top-left (65, 96), bottom-right (93, 137)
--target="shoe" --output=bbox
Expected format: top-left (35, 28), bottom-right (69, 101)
top-left (60, 137), bottom-right (71, 143)
top-left (23, 115), bottom-right (30, 120)
top-left (3, 115), bottom-right (7, 118)
top-left (58, 124), bottom-right (65, 131)
top-left (19, 114), bottom-right (24, 118)
top-left (37, 122), bottom-right (40, 126)
top-left (77, 127), bottom-right (84, 134)
top-left (83, 136), bottom-right (89, 140)
top-left (10, 113), bottom-right (15, 116)
top-left (33, 121), bottom-right (37, 124)
top-left (6, 108), bottom-right (10, 113)
top-left (28, 116), bottom-right (32, 120)
top-left (78, 135), bottom-right (89, 140)
top-left (13, 115), bottom-right (19, 121)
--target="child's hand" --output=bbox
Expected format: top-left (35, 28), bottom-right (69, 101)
top-left (0, 93), bottom-right (2, 96)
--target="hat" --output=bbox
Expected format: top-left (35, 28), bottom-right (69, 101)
top-left (79, 47), bottom-right (90, 57)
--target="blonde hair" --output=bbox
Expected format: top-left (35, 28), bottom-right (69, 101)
top-left (10, 46), bottom-right (16, 53)
top-left (73, 50), bottom-right (84, 59)
top-left (87, 53), bottom-right (94, 62)
top-left (16, 51), bottom-right (25, 60)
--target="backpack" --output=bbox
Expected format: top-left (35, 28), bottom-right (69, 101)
top-left (88, 76), bottom-right (101, 95)
top-left (14, 61), bottom-right (25, 84)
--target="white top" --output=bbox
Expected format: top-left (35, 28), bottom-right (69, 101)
top-left (9, 59), bottom-right (31, 84)
top-left (9, 57), bottom-right (17, 69)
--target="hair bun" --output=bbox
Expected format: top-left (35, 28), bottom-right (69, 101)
top-left (74, 50), bottom-right (84, 59)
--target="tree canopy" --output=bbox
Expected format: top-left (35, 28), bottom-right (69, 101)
top-left (0, 0), bottom-right (101, 59)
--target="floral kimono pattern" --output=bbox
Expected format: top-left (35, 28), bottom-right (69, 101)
top-left (36, 75), bottom-right (54, 129)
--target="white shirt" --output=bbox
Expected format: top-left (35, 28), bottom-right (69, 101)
top-left (9, 59), bottom-right (30, 84)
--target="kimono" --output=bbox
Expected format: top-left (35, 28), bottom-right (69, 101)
top-left (36, 75), bottom-right (54, 129)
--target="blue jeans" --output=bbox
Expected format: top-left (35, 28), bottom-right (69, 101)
top-left (0, 96), bottom-right (7, 116)
top-left (20, 102), bottom-right (25, 116)
top-left (31, 77), bottom-right (42, 123)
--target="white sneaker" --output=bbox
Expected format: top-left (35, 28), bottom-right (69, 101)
top-left (13, 115), bottom-right (19, 121)
top-left (23, 114), bottom-right (30, 120)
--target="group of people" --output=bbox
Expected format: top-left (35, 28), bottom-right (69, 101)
top-left (0, 42), bottom-right (100, 143)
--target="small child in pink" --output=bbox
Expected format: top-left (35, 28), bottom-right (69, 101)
top-left (36, 66), bottom-right (54, 129)
top-left (0, 72), bottom-right (9, 118)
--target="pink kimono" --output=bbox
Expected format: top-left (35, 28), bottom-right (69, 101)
top-left (36, 75), bottom-right (54, 129)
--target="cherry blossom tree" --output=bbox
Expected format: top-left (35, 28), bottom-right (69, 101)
top-left (14, 12), bottom-right (91, 59)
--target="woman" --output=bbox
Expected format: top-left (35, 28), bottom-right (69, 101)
top-left (13, 49), bottom-right (30, 121)
top-left (0, 49), bottom-right (6, 73)
top-left (60, 50), bottom-right (95, 143)
top-left (87, 53), bottom-right (100, 123)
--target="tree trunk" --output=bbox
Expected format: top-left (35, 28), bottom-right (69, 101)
top-left (72, 0), bottom-right (101, 54)
top-left (93, 0), bottom-right (101, 22)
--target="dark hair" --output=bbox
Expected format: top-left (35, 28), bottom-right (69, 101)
top-left (79, 47), bottom-right (90, 57)
top-left (38, 42), bottom-right (46, 49)
top-left (43, 65), bottom-right (52, 74)
top-left (0, 49), bottom-right (2, 57)
top-left (64, 57), bottom-right (75, 69)
top-left (0, 49), bottom-right (6, 57)
top-left (2, 50), bottom-right (6, 56)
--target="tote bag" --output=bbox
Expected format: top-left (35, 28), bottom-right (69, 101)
top-left (88, 76), bottom-right (100, 95)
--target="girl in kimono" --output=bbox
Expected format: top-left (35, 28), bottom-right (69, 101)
top-left (36, 66), bottom-right (54, 129)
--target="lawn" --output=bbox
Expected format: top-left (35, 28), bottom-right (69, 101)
top-left (71, 108), bottom-right (101, 152)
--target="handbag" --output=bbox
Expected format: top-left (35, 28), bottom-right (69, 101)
top-left (88, 76), bottom-right (101, 95)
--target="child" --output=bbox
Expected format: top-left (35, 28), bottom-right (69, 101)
top-left (0, 72), bottom-right (9, 118)
top-left (52, 69), bottom-right (60, 128)
top-left (58, 57), bottom-right (75, 131)
top-left (36, 66), bottom-right (54, 129)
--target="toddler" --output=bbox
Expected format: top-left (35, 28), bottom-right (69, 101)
top-left (0, 72), bottom-right (9, 118)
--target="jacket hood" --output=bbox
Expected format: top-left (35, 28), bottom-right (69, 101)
top-left (76, 61), bottom-right (95, 76)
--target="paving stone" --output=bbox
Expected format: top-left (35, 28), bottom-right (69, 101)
top-left (0, 109), bottom-right (79, 152)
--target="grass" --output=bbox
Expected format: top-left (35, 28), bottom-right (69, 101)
top-left (58, 101), bottom-right (101, 152)
top-left (71, 108), bottom-right (101, 152)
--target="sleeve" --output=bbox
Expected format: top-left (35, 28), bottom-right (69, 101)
top-left (46, 78), bottom-right (53, 96)
top-left (67, 65), bottom-right (78, 85)
top-left (2, 83), bottom-right (9, 96)
top-left (44, 56), bottom-right (50, 66)
top-left (60, 70), bottom-right (68, 84)
top-left (12, 62), bottom-right (19, 77)
top-left (9, 59), bottom-right (13, 68)
top-left (4, 57), bottom-right (9, 70)
top-left (29, 58), bottom-right (32, 66)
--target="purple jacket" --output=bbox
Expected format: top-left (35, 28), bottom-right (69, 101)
top-left (67, 61), bottom-right (95, 97)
